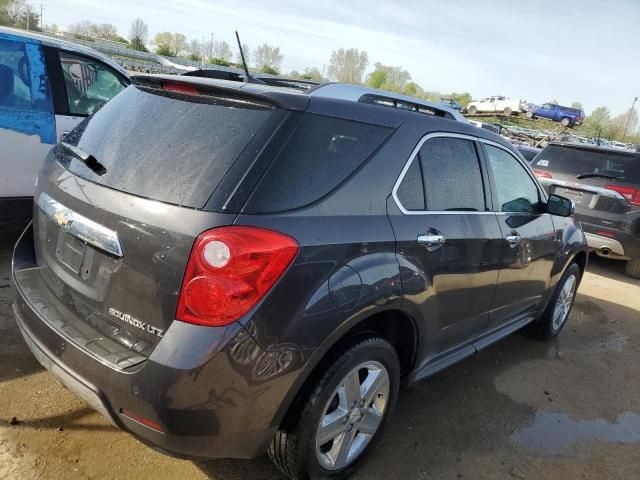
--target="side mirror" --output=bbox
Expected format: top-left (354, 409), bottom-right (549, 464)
top-left (547, 194), bottom-right (574, 217)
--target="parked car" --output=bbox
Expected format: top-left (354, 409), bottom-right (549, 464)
top-left (526, 102), bottom-right (585, 127)
top-left (438, 97), bottom-right (463, 111)
top-left (532, 142), bottom-right (640, 278)
top-left (515, 144), bottom-right (542, 162)
top-left (12, 77), bottom-right (587, 480)
top-left (465, 96), bottom-right (523, 116)
top-left (0, 27), bottom-right (130, 230)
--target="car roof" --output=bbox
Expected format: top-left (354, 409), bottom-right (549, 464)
top-left (133, 74), bottom-right (470, 124)
top-left (0, 26), bottom-right (129, 78)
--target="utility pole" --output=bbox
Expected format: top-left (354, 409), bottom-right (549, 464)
top-left (623, 96), bottom-right (638, 142)
top-left (40, 4), bottom-right (44, 31)
top-left (25, 5), bottom-right (30, 30)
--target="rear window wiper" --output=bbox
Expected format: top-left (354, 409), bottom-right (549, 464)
top-left (575, 172), bottom-right (623, 181)
top-left (61, 142), bottom-right (107, 176)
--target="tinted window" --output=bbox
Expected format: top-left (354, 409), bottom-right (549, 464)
top-left (58, 86), bottom-right (275, 208)
top-left (396, 157), bottom-right (425, 210)
top-left (419, 137), bottom-right (485, 211)
top-left (485, 145), bottom-right (541, 213)
top-left (533, 145), bottom-right (640, 185)
top-left (0, 38), bottom-right (32, 109)
top-left (246, 114), bottom-right (391, 212)
top-left (60, 51), bottom-right (127, 115)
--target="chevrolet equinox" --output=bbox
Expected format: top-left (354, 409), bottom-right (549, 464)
top-left (12, 76), bottom-right (588, 479)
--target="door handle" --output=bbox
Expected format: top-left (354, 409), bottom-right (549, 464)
top-left (506, 234), bottom-right (521, 247)
top-left (417, 233), bottom-right (446, 251)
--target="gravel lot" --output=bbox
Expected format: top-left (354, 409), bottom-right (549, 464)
top-left (1, 228), bottom-right (639, 479)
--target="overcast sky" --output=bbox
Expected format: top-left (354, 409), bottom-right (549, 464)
top-left (41, 0), bottom-right (640, 115)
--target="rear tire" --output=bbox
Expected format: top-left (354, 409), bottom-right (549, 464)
top-left (560, 117), bottom-right (571, 127)
top-left (268, 337), bottom-right (400, 480)
top-left (524, 263), bottom-right (581, 340)
top-left (503, 107), bottom-right (512, 116)
top-left (625, 258), bottom-right (640, 280)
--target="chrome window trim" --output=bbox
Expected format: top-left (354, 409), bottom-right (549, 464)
top-left (37, 192), bottom-right (124, 257)
top-left (392, 132), bottom-right (549, 216)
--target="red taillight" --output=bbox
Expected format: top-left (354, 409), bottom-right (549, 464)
top-left (176, 226), bottom-right (299, 327)
top-left (606, 185), bottom-right (640, 206)
top-left (595, 230), bottom-right (616, 238)
top-left (533, 169), bottom-right (552, 179)
top-left (162, 82), bottom-right (199, 95)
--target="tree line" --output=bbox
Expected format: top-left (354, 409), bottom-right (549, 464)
top-left (1, 1), bottom-right (636, 142)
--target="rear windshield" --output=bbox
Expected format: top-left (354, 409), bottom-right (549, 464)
top-left (534, 145), bottom-right (640, 185)
top-left (59, 85), bottom-right (275, 208)
top-left (244, 113), bottom-right (392, 212)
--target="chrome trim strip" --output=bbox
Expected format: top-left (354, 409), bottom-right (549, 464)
top-left (537, 178), bottom-right (627, 200)
top-left (37, 192), bottom-right (123, 257)
top-left (391, 132), bottom-right (548, 216)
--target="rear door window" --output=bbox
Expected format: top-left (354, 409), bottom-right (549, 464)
top-left (245, 114), bottom-right (391, 212)
top-left (396, 157), bottom-right (426, 211)
top-left (58, 85), bottom-right (276, 208)
top-left (418, 137), bottom-right (486, 211)
top-left (59, 51), bottom-right (127, 116)
top-left (534, 145), bottom-right (640, 185)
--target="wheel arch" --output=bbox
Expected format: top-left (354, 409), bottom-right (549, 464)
top-left (269, 308), bottom-right (418, 432)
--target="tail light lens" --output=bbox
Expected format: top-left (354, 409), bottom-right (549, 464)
top-left (533, 169), bottom-right (552, 179)
top-left (176, 226), bottom-right (299, 327)
top-left (606, 185), bottom-right (640, 206)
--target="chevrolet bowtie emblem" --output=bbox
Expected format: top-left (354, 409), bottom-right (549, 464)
top-left (53, 210), bottom-right (73, 228)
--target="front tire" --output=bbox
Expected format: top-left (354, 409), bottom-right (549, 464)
top-left (268, 336), bottom-right (400, 480)
top-left (524, 263), bottom-right (581, 340)
top-left (625, 258), bottom-right (640, 279)
top-left (467, 106), bottom-right (477, 115)
top-left (525, 111), bottom-right (534, 119)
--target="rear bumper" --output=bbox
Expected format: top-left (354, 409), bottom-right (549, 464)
top-left (581, 222), bottom-right (640, 260)
top-left (11, 225), bottom-right (284, 459)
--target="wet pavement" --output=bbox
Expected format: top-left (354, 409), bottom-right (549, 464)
top-left (1, 228), bottom-right (640, 479)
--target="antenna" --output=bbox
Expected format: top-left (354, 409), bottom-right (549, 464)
top-left (235, 31), bottom-right (263, 84)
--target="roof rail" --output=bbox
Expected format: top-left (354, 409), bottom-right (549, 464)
top-left (309, 83), bottom-right (467, 122)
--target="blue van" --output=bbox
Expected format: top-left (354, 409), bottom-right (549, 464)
top-left (0, 27), bottom-right (129, 229)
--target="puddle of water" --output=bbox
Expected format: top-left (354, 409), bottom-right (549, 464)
top-left (511, 411), bottom-right (640, 454)
top-left (587, 334), bottom-right (628, 352)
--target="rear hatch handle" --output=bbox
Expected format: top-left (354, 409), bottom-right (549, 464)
top-left (576, 173), bottom-right (623, 181)
top-left (61, 142), bottom-right (107, 176)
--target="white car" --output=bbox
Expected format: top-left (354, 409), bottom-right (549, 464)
top-left (1, 27), bottom-right (130, 229)
top-left (465, 96), bottom-right (523, 116)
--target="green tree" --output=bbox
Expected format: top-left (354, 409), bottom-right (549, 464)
top-left (327, 48), bottom-right (368, 84)
top-left (366, 63), bottom-right (411, 91)
top-left (581, 106), bottom-right (610, 138)
top-left (571, 101), bottom-right (584, 110)
top-left (301, 67), bottom-right (323, 81)
top-left (254, 43), bottom-right (283, 72)
top-left (129, 18), bottom-right (148, 51)
top-left (153, 32), bottom-right (187, 57)
top-left (449, 92), bottom-right (473, 107)
top-left (403, 82), bottom-right (423, 97)
top-left (1, 1), bottom-right (40, 30)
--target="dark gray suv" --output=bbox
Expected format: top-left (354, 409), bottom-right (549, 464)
top-left (12, 76), bottom-right (587, 479)
top-left (531, 142), bottom-right (640, 279)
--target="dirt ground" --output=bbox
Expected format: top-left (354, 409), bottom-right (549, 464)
top-left (1, 228), bottom-right (639, 480)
